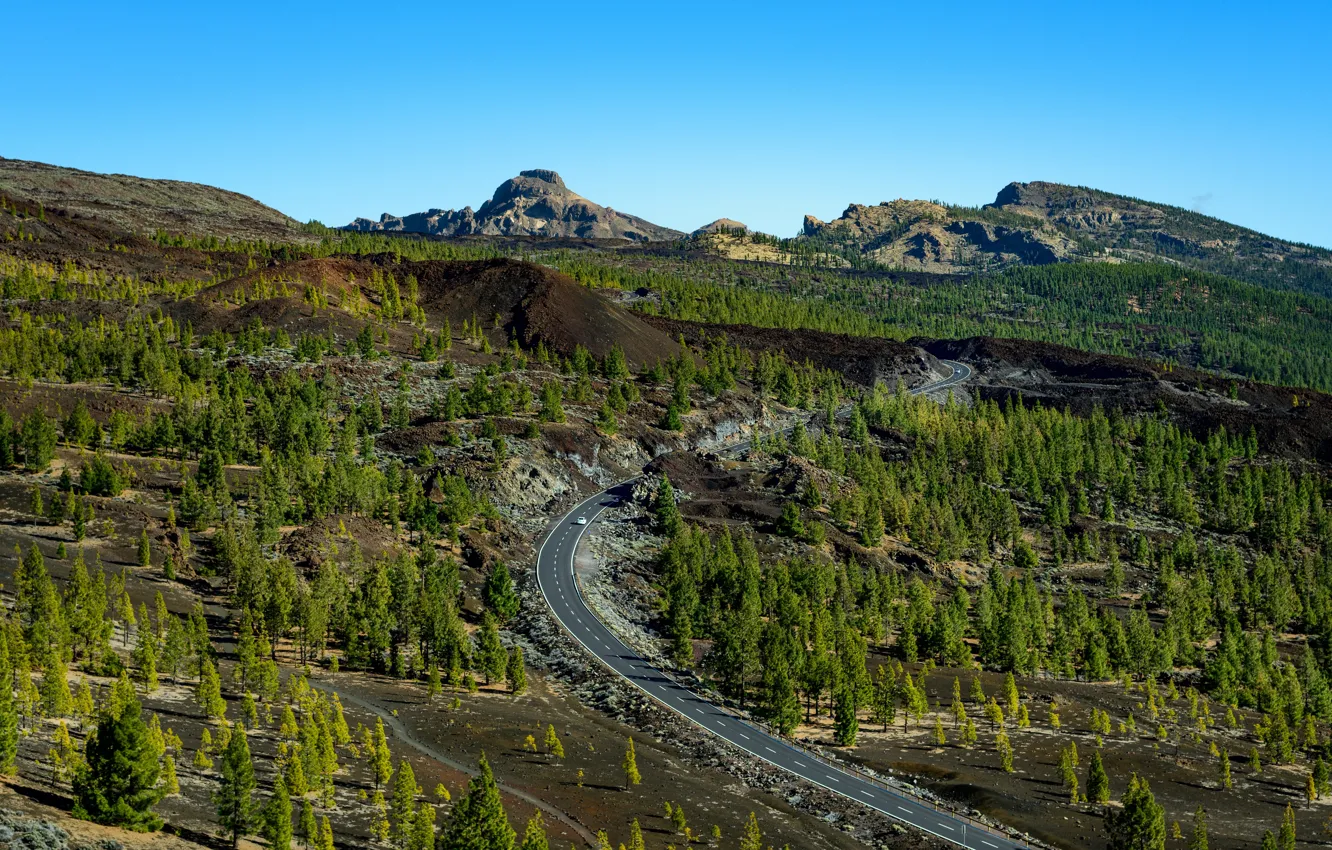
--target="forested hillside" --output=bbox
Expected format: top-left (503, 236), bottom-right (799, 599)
top-left (3, 163), bottom-right (1332, 850)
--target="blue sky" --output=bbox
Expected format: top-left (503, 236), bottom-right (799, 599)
top-left (6, 1), bottom-right (1329, 246)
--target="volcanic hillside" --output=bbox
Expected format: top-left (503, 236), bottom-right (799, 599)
top-left (177, 256), bottom-right (681, 366)
top-left (403, 258), bottom-right (680, 363)
top-left (643, 315), bottom-right (940, 388)
top-left (927, 335), bottom-right (1332, 460)
top-left (0, 157), bottom-right (310, 243)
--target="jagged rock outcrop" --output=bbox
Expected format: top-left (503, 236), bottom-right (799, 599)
top-left (345, 170), bottom-right (682, 242)
top-left (800, 198), bottom-right (1075, 272)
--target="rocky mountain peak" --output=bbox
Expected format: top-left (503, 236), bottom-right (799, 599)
top-left (518, 169), bottom-right (564, 187)
top-left (345, 170), bottom-right (680, 242)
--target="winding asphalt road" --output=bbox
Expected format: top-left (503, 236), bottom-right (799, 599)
top-left (536, 361), bottom-right (1026, 850)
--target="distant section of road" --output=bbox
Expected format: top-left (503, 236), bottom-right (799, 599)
top-left (536, 362), bottom-right (1024, 849)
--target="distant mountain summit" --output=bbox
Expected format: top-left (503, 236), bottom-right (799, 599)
top-left (797, 180), bottom-right (1332, 295)
top-left (344, 170), bottom-right (682, 242)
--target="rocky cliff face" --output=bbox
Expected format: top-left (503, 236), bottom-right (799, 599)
top-left (345, 170), bottom-right (682, 242)
top-left (801, 198), bottom-right (1075, 272)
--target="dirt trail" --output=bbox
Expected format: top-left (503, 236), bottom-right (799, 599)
top-left (309, 679), bottom-right (597, 847)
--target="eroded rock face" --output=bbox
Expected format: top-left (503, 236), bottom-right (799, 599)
top-left (800, 197), bottom-right (1075, 272)
top-left (344, 170), bottom-right (682, 241)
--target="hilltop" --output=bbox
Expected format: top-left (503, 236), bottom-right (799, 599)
top-left (796, 181), bottom-right (1332, 295)
top-left (0, 156), bottom-right (311, 243)
top-left (344, 169), bottom-right (683, 242)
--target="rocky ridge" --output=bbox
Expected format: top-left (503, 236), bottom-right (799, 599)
top-left (800, 198), bottom-right (1077, 272)
top-left (344, 169), bottom-right (682, 242)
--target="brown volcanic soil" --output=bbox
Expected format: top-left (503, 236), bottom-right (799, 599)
top-left (926, 336), bottom-right (1332, 460)
top-left (0, 187), bottom-right (277, 285)
top-left (642, 316), bottom-right (939, 388)
top-left (825, 665), bottom-right (1310, 850)
top-left (403, 258), bottom-right (680, 366)
top-left (176, 256), bottom-right (681, 367)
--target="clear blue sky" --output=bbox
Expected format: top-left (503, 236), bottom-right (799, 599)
top-left (6, 1), bottom-right (1329, 247)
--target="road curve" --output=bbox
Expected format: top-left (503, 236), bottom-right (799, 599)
top-left (535, 361), bottom-right (1025, 850)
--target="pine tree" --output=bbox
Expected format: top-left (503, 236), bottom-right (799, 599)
top-left (520, 812), bottom-right (549, 850)
top-left (506, 647), bottom-right (527, 696)
top-left (1106, 773), bottom-right (1166, 850)
top-left (653, 476), bottom-right (681, 535)
top-left (148, 742), bottom-right (175, 792)
top-left (833, 687), bottom-right (858, 746)
top-left (1088, 750), bottom-right (1110, 803)
top-left (1189, 807), bottom-right (1208, 850)
top-left (300, 800), bottom-right (318, 849)
top-left (216, 725), bottom-right (257, 848)
top-left (263, 777), bottom-right (294, 850)
top-left (1219, 747), bottom-right (1232, 788)
top-left (483, 562), bottom-right (520, 623)
top-left (285, 743), bottom-right (309, 797)
top-left (1278, 804), bottom-right (1296, 850)
top-left (138, 530), bottom-right (151, 568)
top-left (41, 654), bottom-right (74, 717)
top-left (996, 729), bottom-right (1014, 772)
top-left (73, 688), bottom-right (163, 831)
top-left (374, 717), bottom-right (394, 789)
top-left (198, 656), bottom-right (226, 719)
top-left (281, 704), bottom-right (300, 738)
top-left (622, 737), bottom-right (641, 789)
top-left (739, 812), bottom-right (762, 850)
top-left (475, 614), bottom-right (506, 686)
top-left (961, 715), bottom-right (978, 748)
top-left (544, 725), bottom-right (564, 758)
top-left (440, 752), bottom-right (514, 850)
top-left (596, 403), bottom-right (618, 436)
top-left (318, 816), bottom-right (335, 850)
top-left (411, 803), bottom-right (437, 850)
top-left (390, 759), bottom-right (420, 850)
top-left (627, 818), bottom-right (645, 850)
top-left (131, 607), bottom-right (158, 694)
top-left (775, 501), bottom-right (804, 538)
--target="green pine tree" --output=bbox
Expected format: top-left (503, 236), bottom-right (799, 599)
top-left (1106, 773), bottom-right (1166, 850)
top-left (215, 725), bottom-right (257, 848)
top-left (1088, 750), bottom-right (1111, 803)
top-left (72, 688), bottom-right (163, 831)
top-left (390, 759), bottom-right (420, 850)
top-left (1189, 807), bottom-right (1208, 850)
top-left (833, 687), bottom-right (858, 746)
top-left (520, 812), bottom-right (549, 850)
top-left (262, 777), bottom-right (294, 850)
top-left (623, 737), bottom-right (641, 789)
top-left (439, 752), bottom-right (514, 850)
top-left (299, 799), bottom-right (318, 849)
top-left (506, 647), bottom-right (527, 696)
